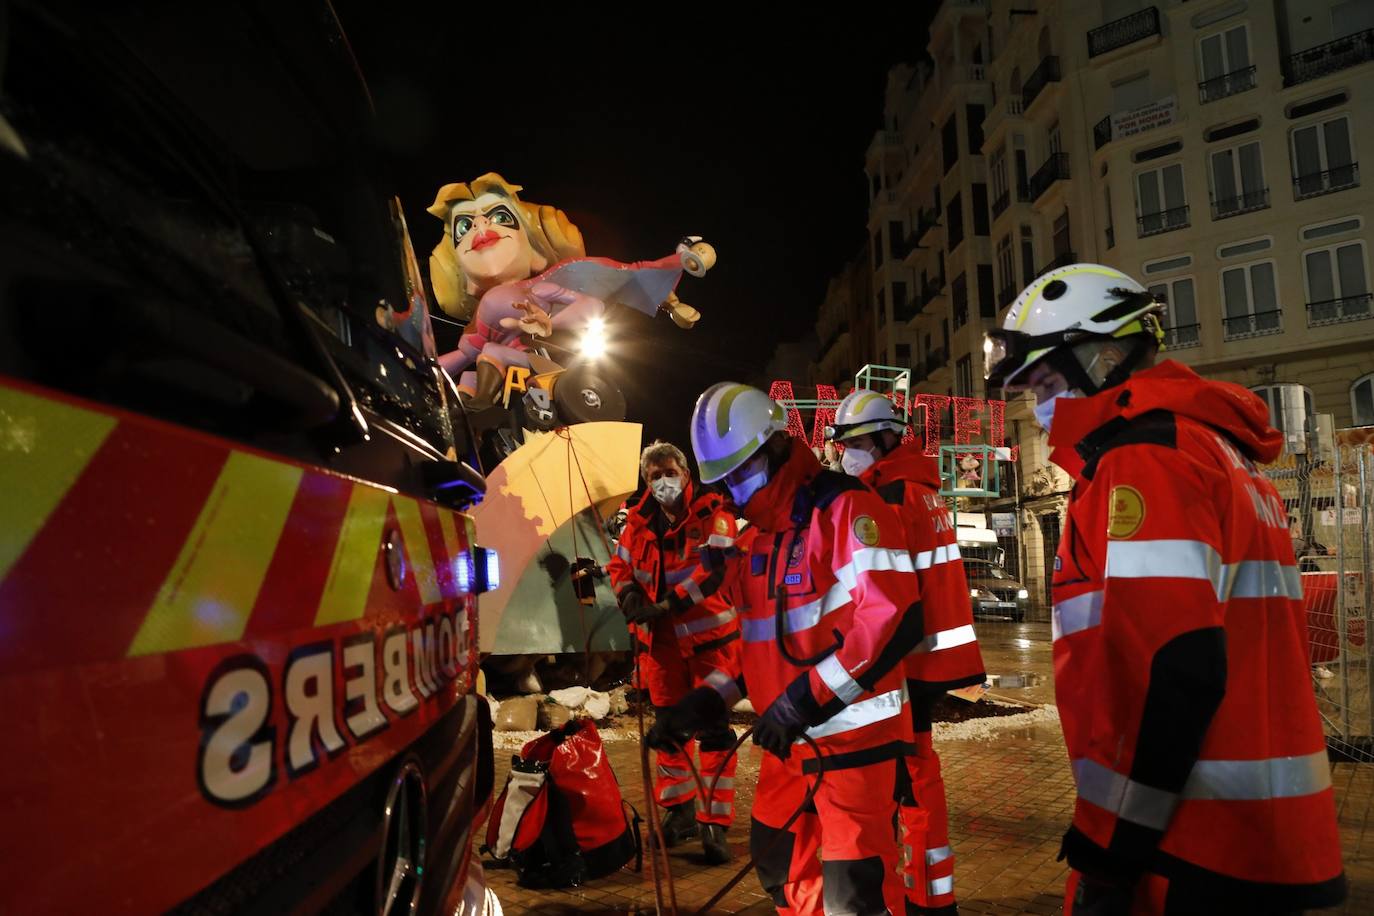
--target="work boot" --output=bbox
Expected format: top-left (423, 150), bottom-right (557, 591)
top-left (464, 359), bottom-right (505, 410)
top-left (650, 801), bottom-right (697, 849)
top-left (700, 822), bottom-right (733, 864)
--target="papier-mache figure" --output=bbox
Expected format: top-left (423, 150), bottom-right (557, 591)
top-left (424, 173), bottom-right (713, 408)
top-left (958, 453), bottom-right (983, 486)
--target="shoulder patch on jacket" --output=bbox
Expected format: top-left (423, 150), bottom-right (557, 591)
top-left (1107, 485), bottom-right (1146, 539)
top-left (853, 515), bottom-right (881, 546)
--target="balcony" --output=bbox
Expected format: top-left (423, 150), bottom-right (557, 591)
top-left (1036, 251), bottom-right (1077, 277)
top-left (1211, 188), bottom-right (1269, 220)
top-left (820, 321), bottom-right (851, 357)
top-left (1162, 323), bottom-right (1201, 350)
top-left (1137, 205), bottom-right (1190, 237)
top-left (920, 278), bottom-right (946, 307)
top-left (915, 207), bottom-right (941, 241)
top-left (1294, 163), bottom-right (1360, 200)
top-left (1093, 115), bottom-right (1112, 151)
top-left (1307, 293), bottom-right (1373, 327)
top-left (991, 183), bottom-right (1030, 219)
top-left (1283, 28), bottom-right (1374, 87)
top-left (1029, 152), bottom-right (1070, 202)
top-left (1198, 65), bottom-right (1257, 104)
top-left (1223, 309), bottom-right (1282, 340)
top-left (868, 130), bottom-right (904, 161)
top-left (1022, 56), bottom-right (1061, 110)
top-left (983, 97), bottom-right (1024, 145)
top-left (925, 347), bottom-right (950, 378)
top-left (1087, 7), bottom-right (1160, 59)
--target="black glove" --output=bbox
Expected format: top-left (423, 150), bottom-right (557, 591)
top-left (1071, 873), bottom-right (1134, 916)
top-left (753, 688), bottom-right (810, 760)
top-left (646, 687), bottom-right (728, 751)
top-left (624, 598), bottom-right (670, 625)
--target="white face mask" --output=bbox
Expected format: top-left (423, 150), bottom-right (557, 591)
top-left (840, 446), bottom-right (875, 477)
top-left (650, 476), bottom-right (684, 506)
top-left (1033, 390), bottom-right (1077, 432)
top-left (725, 455), bottom-right (769, 508)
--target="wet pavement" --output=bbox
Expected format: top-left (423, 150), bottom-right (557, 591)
top-left (480, 622), bottom-right (1374, 914)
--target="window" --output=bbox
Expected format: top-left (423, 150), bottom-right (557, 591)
top-left (966, 104), bottom-right (985, 154)
top-left (1353, 374), bottom-right (1374, 426)
top-left (1134, 140), bottom-right (1182, 163)
top-left (1210, 140), bottom-right (1267, 217)
top-left (991, 149), bottom-right (1008, 212)
top-left (947, 192), bottom-right (964, 249)
top-left (1105, 188), bottom-right (1116, 248)
top-left (895, 342), bottom-right (912, 368)
top-left (873, 234), bottom-right (882, 270)
top-left (1020, 224), bottom-right (1036, 286)
top-left (1136, 163), bottom-right (1188, 236)
top-left (1304, 240), bottom-right (1371, 325)
top-left (1291, 115), bottom-right (1357, 199)
top-left (997, 234), bottom-right (1015, 304)
top-left (952, 273), bottom-right (969, 330)
top-left (1221, 260), bottom-right (1281, 338)
top-left (1205, 118), bottom-right (1259, 144)
top-left (943, 115), bottom-right (959, 173)
top-left (1197, 24), bottom-right (1253, 102)
top-left (1052, 211), bottom-right (1071, 258)
top-left (1013, 136), bottom-right (1029, 198)
top-left (977, 264), bottom-right (995, 317)
top-left (1302, 216), bottom-right (1362, 240)
top-left (1113, 73), bottom-right (1152, 113)
top-left (956, 355), bottom-right (974, 398)
top-left (1251, 384), bottom-right (1313, 447)
top-left (893, 280), bottom-right (913, 322)
top-left (877, 288), bottom-right (887, 328)
top-left (1218, 236), bottom-right (1271, 259)
top-left (1048, 121), bottom-right (1063, 157)
top-left (1148, 277), bottom-right (1199, 349)
top-left (972, 183), bottom-right (990, 236)
top-left (1143, 253), bottom-right (1192, 274)
top-left (889, 221), bottom-right (905, 260)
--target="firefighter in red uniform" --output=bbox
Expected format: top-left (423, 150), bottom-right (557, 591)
top-left (607, 440), bottom-right (740, 863)
top-left (650, 382), bottom-right (929, 915)
top-left (985, 264), bottom-right (1346, 914)
top-left (830, 389), bottom-right (986, 916)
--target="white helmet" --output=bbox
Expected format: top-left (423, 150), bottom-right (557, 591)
top-left (690, 382), bottom-right (789, 483)
top-left (828, 389), bottom-right (905, 442)
top-left (984, 263), bottom-right (1164, 387)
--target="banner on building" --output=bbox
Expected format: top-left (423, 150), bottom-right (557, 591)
top-left (1111, 95), bottom-right (1177, 140)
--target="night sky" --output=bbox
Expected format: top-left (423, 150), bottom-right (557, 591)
top-left (333, 4), bottom-right (935, 448)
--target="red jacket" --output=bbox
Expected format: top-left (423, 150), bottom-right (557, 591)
top-left (607, 480), bottom-right (739, 655)
top-left (1048, 361), bottom-right (1344, 910)
top-left (710, 442), bottom-right (924, 772)
top-left (862, 442), bottom-right (985, 700)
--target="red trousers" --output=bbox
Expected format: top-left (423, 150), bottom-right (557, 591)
top-left (897, 729), bottom-right (956, 914)
top-left (641, 620), bottom-right (738, 827)
top-left (749, 751), bottom-right (902, 915)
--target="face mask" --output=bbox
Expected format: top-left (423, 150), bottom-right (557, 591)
top-left (650, 476), bottom-right (684, 506)
top-left (840, 446), bottom-right (875, 477)
top-left (1033, 390), bottom-right (1077, 432)
top-left (726, 455), bottom-right (769, 508)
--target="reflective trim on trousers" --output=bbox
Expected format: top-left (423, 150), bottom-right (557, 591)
top-left (926, 845), bottom-right (953, 866)
top-left (659, 780), bottom-right (696, 801)
top-left (912, 624), bottom-right (978, 654)
top-left (929, 876), bottom-right (954, 897)
top-left (1073, 751), bottom-right (1333, 830)
top-left (1053, 590), bottom-right (1104, 642)
top-left (801, 686), bottom-right (907, 741)
top-left (675, 607), bottom-right (737, 639)
top-left (657, 765), bottom-right (691, 778)
top-left (816, 653), bottom-right (865, 704)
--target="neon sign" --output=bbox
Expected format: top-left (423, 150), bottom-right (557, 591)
top-left (768, 382), bottom-right (1019, 461)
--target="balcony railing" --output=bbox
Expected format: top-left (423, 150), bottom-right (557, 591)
top-left (1087, 7), bottom-right (1160, 58)
top-left (1137, 205), bottom-right (1190, 237)
top-left (998, 283), bottom-right (1017, 308)
top-left (1223, 309), bottom-right (1282, 340)
top-left (991, 189), bottom-right (1010, 218)
top-left (1162, 323), bottom-right (1201, 350)
top-left (1211, 188), bottom-right (1269, 220)
top-left (1198, 65), bottom-right (1257, 104)
top-left (1093, 115), bottom-right (1112, 150)
top-left (1307, 293), bottom-right (1373, 326)
top-left (924, 347), bottom-right (949, 377)
top-left (1036, 251), bottom-right (1077, 277)
top-left (915, 207), bottom-right (941, 240)
top-left (1029, 152), bottom-right (1070, 202)
top-left (1022, 55), bottom-right (1061, 109)
top-left (820, 321), bottom-right (851, 356)
top-left (1294, 163), bottom-right (1360, 200)
top-left (920, 278), bottom-right (946, 306)
top-left (1283, 28), bottom-right (1374, 87)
